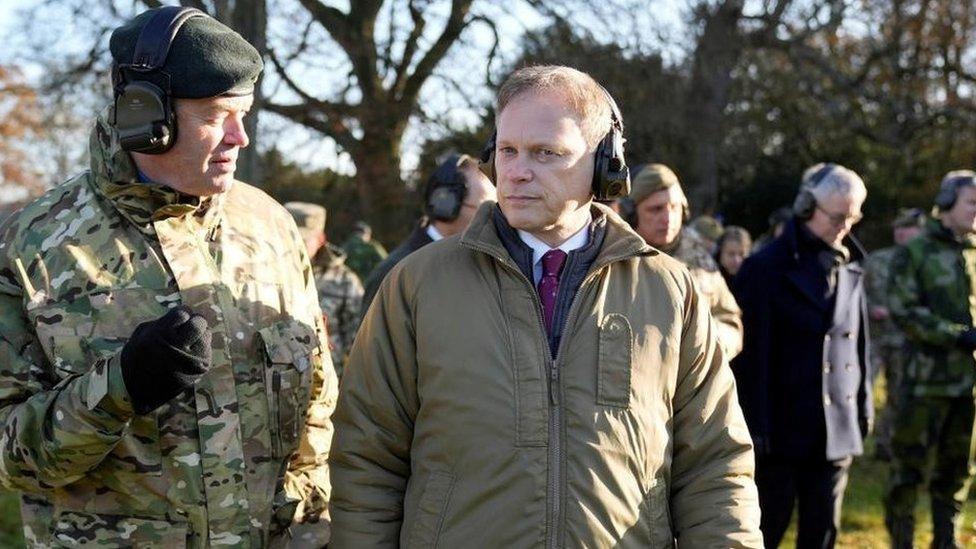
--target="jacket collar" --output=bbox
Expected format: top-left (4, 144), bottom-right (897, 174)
top-left (460, 201), bottom-right (655, 272)
top-left (87, 108), bottom-right (225, 236)
top-left (926, 217), bottom-right (976, 248)
top-left (781, 217), bottom-right (866, 265)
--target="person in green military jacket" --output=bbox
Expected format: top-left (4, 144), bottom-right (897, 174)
top-left (885, 171), bottom-right (976, 548)
top-left (863, 207), bottom-right (924, 461)
top-left (628, 164), bottom-right (744, 359)
top-left (330, 65), bottom-right (761, 548)
top-left (0, 8), bottom-right (336, 547)
top-left (341, 221), bottom-right (388, 281)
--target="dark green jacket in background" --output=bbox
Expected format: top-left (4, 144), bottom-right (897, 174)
top-left (330, 202), bottom-right (762, 548)
top-left (888, 218), bottom-right (976, 396)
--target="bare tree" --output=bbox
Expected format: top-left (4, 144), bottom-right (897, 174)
top-left (683, 0), bottom-right (848, 213)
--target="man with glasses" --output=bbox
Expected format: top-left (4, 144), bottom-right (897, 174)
top-left (732, 163), bottom-right (871, 548)
top-left (884, 171), bottom-right (976, 548)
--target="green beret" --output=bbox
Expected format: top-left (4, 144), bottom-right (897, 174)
top-left (630, 163), bottom-right (685, 206)
top-left (110, 8), bottom-right (263, 98)
top-left (891, 207), bottom-right (925, 229)
top-left (690, 215), bottom-right (724, 241)
top-left (285, 202), bottom-right (327, 239)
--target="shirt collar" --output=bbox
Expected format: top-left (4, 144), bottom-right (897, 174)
top-left (517, 222), bottom-right (591, 268)
top-left (426, 223), bottom-right (445, 242)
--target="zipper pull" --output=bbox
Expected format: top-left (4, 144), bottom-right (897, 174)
top-left (549, 366), bottom-right (559, 405)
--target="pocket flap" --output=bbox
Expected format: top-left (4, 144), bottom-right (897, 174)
top-left (258, 321), bottom-right (320, 368)
top-left (598, 313), bottom-right (633, 407)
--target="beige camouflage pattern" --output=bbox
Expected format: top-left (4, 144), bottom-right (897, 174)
top-left (0, 109), bottom-right (337, 547)
top-left (664, 228), bottom-right (744, 358)
top-left (312, 244), bottom-right (363, 375)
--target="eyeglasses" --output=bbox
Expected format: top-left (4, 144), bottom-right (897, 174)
top-left (816, 204), bottom-right (863, 227)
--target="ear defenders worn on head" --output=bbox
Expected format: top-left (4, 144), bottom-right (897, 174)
top-left (112, 7), bottom-right (205, 154)
top-left (793, 163), bottom-right (837, 220)
top-left (425, 154), bottom-right (470, 222)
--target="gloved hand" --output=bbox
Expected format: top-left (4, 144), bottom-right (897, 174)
top-left (120, 305), bottom-right (212, 415)
top-left (956, 328), bottom-right (976, 352)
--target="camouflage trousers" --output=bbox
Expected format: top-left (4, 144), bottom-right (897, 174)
top-left (884, 393), bottom-right (976, 546)
top-left (873, 344), bottom-right (906, 460)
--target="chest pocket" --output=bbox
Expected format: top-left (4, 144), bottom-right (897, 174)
top-left (258, 320), bottom-right (321, 459)
top-left (598, 313), bottom-right (633, 407)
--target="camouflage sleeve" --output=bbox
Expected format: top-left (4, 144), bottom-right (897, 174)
top-left (863, 251), bottom-right (889, 306)
top-left (0, 287), bottom-right (133, 494)
top-left (283, 231), bottom-right (339, 544)
top-left (888, 245), bottom-right (968, 347)
top-left (339, 272), bottom-right (364, 359)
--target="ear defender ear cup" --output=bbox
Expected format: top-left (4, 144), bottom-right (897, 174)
top-left (793, 163), bottom-right (837, 220)
top-left (428, 186), bottom-right (464, 221)
top-left (934, 186), bottom-right (957, 211)
top-left (792, 191), bottom-right (816, 220)
top-left (114, 80), bottom-right (174, 153)
top-left (592, 87), bottom-right (630, 201)
top-left (112, 7), bottom-right (205, 155)
top-left (425, 154), bottom-right (469, 222)
top-left (478, 132), bottom-right (497, 184)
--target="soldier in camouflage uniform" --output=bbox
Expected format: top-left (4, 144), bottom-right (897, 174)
top-left (863, 208), bottom-right (925, 461)
top-left (285, 202), bottom-right (363, 376)
top-left (0, 8), bottom-right (336, 547)
top-left (340, 222), bottom-right (388, 281)
top-left (629, 164), bottom-right (743, 358)
top-left (885, 172), bottom-right (976, 548)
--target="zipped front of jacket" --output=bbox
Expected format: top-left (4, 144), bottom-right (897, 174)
top-left (464, 235), bottom-right (641, 548)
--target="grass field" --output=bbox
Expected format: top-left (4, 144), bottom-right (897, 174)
top-left (0, 448), bottom-right (972, 548)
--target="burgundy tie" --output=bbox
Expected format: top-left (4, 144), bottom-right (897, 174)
top-left (538, 249), bottom-right (568, 334)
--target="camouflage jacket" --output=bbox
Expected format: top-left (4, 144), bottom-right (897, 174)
top-left (313, 244), bottom-right (363, 375)
top-left (663, 229), bottom-right (744, 359)
top-left (0, 112), bottom-right (337, 547)
top-left (340, 236), bottom-right (387, 282)
top-left (864, 246), bottom-right (904, 350)
top-left (888, 218), bottom-right (976, 397)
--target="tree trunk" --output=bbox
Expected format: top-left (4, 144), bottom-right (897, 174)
top-left (685, 0), bottom-right (745, 214)
top-left (231, 0), bottom-right (267, 186)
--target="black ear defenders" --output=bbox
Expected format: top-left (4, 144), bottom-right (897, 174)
top-left (934, 173), bottom-right (976, 212)
top-left (478, 85), bottom-right (630, 201)
top-left (425, 154), bottom-right (469, 222)
top-left (112, 7), bottom-right (205, 154)
top-left (793, 163), bottom-right (837, 220)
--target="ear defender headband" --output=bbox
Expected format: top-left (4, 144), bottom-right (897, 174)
top-left (478, 85), bottom-right (630, 201)
top-left (934, 174), bottom-right (976, 212)
top-left (425, 154), bottom-right (469, 222)
top-left (112, 7), bottom-right (206, 154)
top-left (793, 163), bottom-right (838, 220)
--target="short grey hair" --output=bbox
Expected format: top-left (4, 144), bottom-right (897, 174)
top-left (801, 163), bottom-right (867, 204)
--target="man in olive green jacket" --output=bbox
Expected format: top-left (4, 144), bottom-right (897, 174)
top-left (330, 65), bottom-right (761, 548)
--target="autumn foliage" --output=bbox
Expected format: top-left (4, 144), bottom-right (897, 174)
top-left (0, 65), bottom-right (46, 207)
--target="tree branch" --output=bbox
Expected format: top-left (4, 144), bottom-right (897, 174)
top-left (398, 0), bottom-right (473, 103)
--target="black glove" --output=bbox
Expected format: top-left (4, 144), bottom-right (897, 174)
top-left (957, 328), bottom-right (976, 352)
top-left (120, 305), bottom-right (212, 415)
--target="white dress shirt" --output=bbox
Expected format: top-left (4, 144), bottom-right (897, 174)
top-left (517, 223), bottom-right (590, 286)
